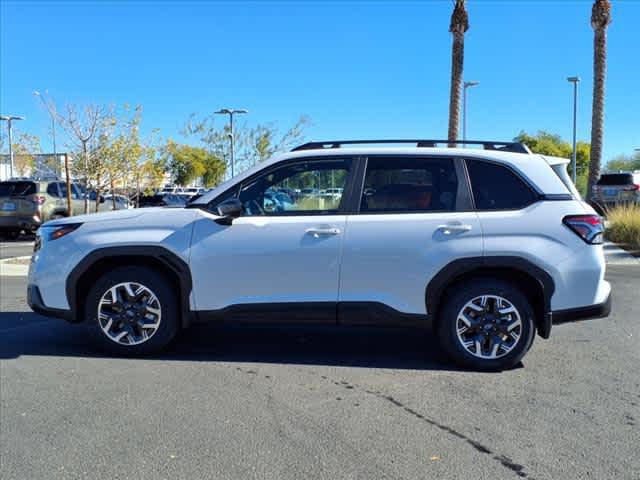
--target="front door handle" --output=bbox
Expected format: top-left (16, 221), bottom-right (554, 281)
top-left (437, 224), bottom-right (472, 235)
top-left (305, 227), bottom-right (341, 238)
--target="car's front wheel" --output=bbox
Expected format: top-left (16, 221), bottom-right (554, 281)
top-left (437, 279), bottom-right (535, 371)
top-left (84, 266), bottom-right (179, 355)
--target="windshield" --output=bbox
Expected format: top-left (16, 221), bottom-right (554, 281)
top-left (0, 181), bottom-right (36, 197)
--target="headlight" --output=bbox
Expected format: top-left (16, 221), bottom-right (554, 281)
top-left (35, 223), bottom-right (83, 251)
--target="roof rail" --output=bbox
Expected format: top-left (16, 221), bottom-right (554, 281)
top-left (291, 139), bottom-right (531, 154)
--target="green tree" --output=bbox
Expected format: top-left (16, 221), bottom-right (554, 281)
top-left (515, 131), bottom-right (591, 195)
top-left (447, 0), bottom-right (469, 144)
top-left (163, 140), bottom-right (225, 187)
top-left (586, 0), bottom-right (612, 201)
top-left (606, 151), bottom-right (640, 172)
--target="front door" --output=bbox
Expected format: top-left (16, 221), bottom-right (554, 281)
top-left (189, 157), bottom-right (355, 320)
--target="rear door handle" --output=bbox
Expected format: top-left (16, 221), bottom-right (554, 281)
top-left (437, 224), bottom-right (472, 235)
top-left (305, 227), bottom-right (341, 237)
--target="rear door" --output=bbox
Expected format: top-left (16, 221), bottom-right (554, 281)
top-left (339, 155), bottom-right (482, 318)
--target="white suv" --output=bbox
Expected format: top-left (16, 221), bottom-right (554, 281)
top-left (27, 140), bottom-right (611, 370)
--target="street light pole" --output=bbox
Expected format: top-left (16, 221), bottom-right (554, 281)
top-left (462, 81), bottom-right (479, 142)
top-left (0, 115), bottom-right (25, 179)
top-left (34, 90), bottom-right (57, 175)
top-left (214, 108), bottom-right (248, 178)
top-left (567, 76), bottom-right (580, 184)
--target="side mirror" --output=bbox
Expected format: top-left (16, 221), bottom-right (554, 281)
top-left (215, 198), bottom-right (242, 225)
top-left (99, 195), bottom-right (106, 204)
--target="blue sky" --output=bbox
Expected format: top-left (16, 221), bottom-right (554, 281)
top-left (1, 0), bottom-right (639, 163)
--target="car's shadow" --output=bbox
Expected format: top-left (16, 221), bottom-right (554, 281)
top-left (0, 312), bottom-right (473, 371)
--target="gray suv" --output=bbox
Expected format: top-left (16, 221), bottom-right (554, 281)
top-left (592, 172), bottom-right (640, 209)
top-left (0, 179), bottom-right (85, 238)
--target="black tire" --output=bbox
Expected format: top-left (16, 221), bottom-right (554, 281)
top-left (84, 266), bottom-right (180, 356)
top-left (437, 279), bottom-right (536, 371)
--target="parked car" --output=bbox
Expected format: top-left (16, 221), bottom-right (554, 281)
top-left (159, 186), bottom-right (184, 194)
top-left (83, 191), bottom-right (130, 211)
top-left (137, 193), bottom-right (187, 208)
top-left (591, 171), bottom-right (640, 209)
top-left (103, 194), bottom-right (133, 210)
top-left (0, 179), bottom-right (84, 238)
top-left (182, 187), bottom-right (205, 196)
top-left (28, 139), bottom-right (611, 370)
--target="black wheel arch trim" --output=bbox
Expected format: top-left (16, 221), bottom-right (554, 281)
top-left (66, 246), bottom-right (193, 326)
top-left (425, 256), bottom-right (555, 338)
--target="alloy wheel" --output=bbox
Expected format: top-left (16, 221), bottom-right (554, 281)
top-left (455, 295), bottom-right (522, 359)
top-left (97, 282), bottom-right (162, 346)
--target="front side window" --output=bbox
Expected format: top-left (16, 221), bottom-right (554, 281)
top-left (237, 159), bottom-right (352, 216)
top-left (360, 157), bottom-right (459, 213)
top-left (466, 159), bottom-right (537, 210)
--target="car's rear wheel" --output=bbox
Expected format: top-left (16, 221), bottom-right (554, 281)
top-left (84, 266), bottom-right (179, 355)
top-left (437, 279), bottom-right (535, 371)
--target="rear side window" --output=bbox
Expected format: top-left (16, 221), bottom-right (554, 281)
top-left (0, 181), bottom-right (37, 197)
top-left (360, 157), bottom-right (459, 213)
top-left (466, 159), bottom-right (537, 210)
top-left (597, 174), bottom-right (634, 186)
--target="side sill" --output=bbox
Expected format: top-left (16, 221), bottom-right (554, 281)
top-left (194, 301), bottom-right (431, 328)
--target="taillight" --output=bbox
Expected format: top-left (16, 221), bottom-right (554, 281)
top-left (30, 195), bottom-right (46, 205)
top-left (563, 215), bottom-right (604, 244)
top-left (624, 184), bottom-right (640, 191)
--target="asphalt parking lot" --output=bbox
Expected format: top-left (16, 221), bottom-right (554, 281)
top-left (1, 258), bottom-right (638, 480)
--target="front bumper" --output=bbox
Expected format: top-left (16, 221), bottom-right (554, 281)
top-left (551, 292), bottom-right (612, 324)
top-left (27, 284), bottom-right (74, 321)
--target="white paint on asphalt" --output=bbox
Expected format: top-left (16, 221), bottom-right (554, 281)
top-left (0, 256), bottom-right (31, 276)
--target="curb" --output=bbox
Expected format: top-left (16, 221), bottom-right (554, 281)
top-left (0, 256), bottom-right (31, 277)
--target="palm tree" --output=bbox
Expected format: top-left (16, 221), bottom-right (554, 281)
top-left (587, 0), bottom-right (612, 201)
top-left (447, 0), bottom-right (469, 145)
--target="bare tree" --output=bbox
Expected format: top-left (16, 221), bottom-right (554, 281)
top-left (586, 0), bottom-right (612, 202)
top-left (447, 0), bottom-right (469, 145)
top-left (34, 91), bottom-right (74, 216)
top-left (58, 104), bottom-right (105, 213)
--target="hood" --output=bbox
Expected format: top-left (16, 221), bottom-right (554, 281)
top-left (44, 207), bottom-right (166, 227)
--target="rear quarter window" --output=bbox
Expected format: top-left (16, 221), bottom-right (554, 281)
top-left (466, 159), bottom-right (538, 210)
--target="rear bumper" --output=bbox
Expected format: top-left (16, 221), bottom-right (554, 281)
top-left (0, 215), bottom-right (41, 231)
top-left (27, 284), bottom-right (74, 321)
top-left (551, 292), bottom-right (612, 324)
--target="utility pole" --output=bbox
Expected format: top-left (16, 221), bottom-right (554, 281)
top-left (0, 115), bottom-right (25, 178)
top-left (462, 81), bottom-right (479, 142)
top-left (567, 76), bottom-right (580, 184)
top-left (214, 108), bottom-right (248, 178)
